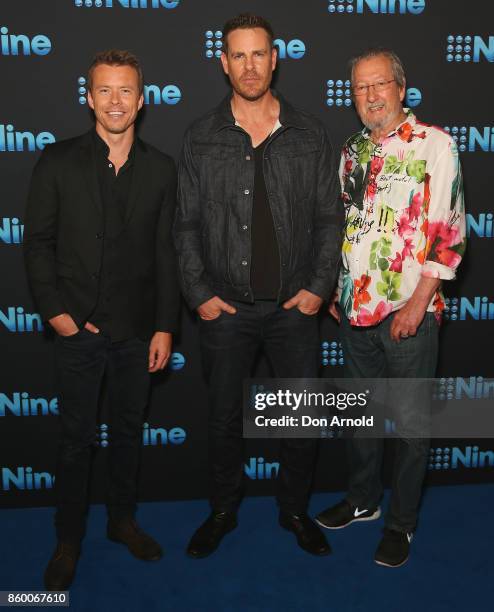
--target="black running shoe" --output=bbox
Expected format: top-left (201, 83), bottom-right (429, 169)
top-left (374, 528), bottom-right (413, 567)
top-left (315, 499), bottom-right (381, 530)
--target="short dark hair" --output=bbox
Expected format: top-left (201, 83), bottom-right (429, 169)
top-left (222, 13), bottom-right (274, 53)
top-left (87, 49), bottom-right (144, 93)
top-left (349, 47), bottom-right (406, 89)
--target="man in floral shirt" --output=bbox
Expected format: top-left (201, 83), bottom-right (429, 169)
top-left (316, 48), bottom-right (466, 567)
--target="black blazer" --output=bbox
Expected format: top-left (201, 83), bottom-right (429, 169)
top-left (23, 131), bottom-right (180, 339)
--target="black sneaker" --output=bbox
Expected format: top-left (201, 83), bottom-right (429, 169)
top-left (374, 528), bottom-right (413, 567)
top-left (315, 499), bottom-right (381, 529)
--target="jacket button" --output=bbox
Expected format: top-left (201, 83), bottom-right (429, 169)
top-left (242, 225), bottom-right (248, 231)
top-left (244, 292), bottom-right (249, 297)
top-left (245, 155), bottom-right (251, 161)
top-left (241, 260), bottom-right (248, 266)
top-left (91, 273), bottom-right (99, 280)
top-left (96, 233), bottom-right (103, 239)
top-left (244, 189), bottom-right (250, 195)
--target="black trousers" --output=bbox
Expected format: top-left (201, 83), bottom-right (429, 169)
top-left (199, 300), bottom-right (320, 515)
top-left (53, 329), bottom-right (150, 542)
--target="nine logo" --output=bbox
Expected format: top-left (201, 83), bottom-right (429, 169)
top-left (429, 446), bottom-right (494, 470)
top-left (326, 80), bottom-right (352, 107)
top-left (321, 341), bottom-right (344, 367)
top-left (0, 308), bottom-right (43, 333)
top-left (327, 0), bottom-right (426, 15)
top-left (433, 377), bottom-right (494, 400)
top-left (2, 467), bottom-right (54, 491)
top-left (74, 0), bottom-right (180, 8)
top-left (93, 422), bottom-right (187, 447)
top-left (444, 126), bottom-right (494, 152)
top-left (446, 35), bottom-right (494, 63)
top-left (466, 213), bottom-right (493, 238)
top-left (0, 125), bottom-right (55, 152)
top-left (0, 218), bottom-right (23, 244)
top-left (327, 84), bottom-right (421, 108)
top-left (0, 393), bottom-right (58, 417)
top-left (444, 297), bottom-right (494, 321)
top-left (0, 26), bottom-right (51, 56)
top-left (77, 77), bottom-right (182, 106)
top-left (205, 30), bottom-right (306, 60)
top-left (169, 352), bottom-right (185, 371)
top-left (244, 457), bottom-right (279, 480)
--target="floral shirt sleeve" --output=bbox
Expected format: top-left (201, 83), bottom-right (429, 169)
top-left (337, 110), bottom-right (466, 326)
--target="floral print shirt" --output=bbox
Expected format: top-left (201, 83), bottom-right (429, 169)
top-left (338, 110), bottom-right (466, 326)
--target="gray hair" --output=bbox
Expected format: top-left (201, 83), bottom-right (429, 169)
top-left (349, 48), bottom-right (406, 88)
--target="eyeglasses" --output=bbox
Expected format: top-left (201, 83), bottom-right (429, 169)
top-left (352, 79), bottom-right (395, 96)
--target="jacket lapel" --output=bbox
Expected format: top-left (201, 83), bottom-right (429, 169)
top-left (125, 138), bottom-right (148, 224)
top-left (79, 131), bottom-right (103, 216)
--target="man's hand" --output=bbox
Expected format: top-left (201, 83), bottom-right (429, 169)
top-left (390, 302), bottom-right (427, 342)
top-left (283, 289), bottom-right (323, 315)
top-left (148, 332), bottom-right (172, 372)
top-left (390, 276), bottom-right (441, 342)
top-left (84, 321), bottom-right (100, 334)
top-left (49, 313), bottom-right (79, 337)
top-left (328, 293), bottom-right (340, 323)
top-left (197, 296), bottom-right (236, 321)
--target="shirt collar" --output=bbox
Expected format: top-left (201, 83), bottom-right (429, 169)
top-left (92, 128), bottom-right (136, 162)
top-left (211, 90), bottom-right (304, 132)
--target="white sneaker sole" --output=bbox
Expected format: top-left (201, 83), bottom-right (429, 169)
top-left (315, 507), bottom-right (381, 530)
top-left (375, 554), bottom-right (409, 568)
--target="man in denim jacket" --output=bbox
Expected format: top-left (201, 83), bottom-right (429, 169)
top-left (174, 13), bottom-right (343, 558)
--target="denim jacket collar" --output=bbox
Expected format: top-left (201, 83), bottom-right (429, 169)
top-left (211, 90), bottom-right (307, 133)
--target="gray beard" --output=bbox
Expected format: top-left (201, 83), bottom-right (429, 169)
top-left (361, 107), bottom-right (401, 132)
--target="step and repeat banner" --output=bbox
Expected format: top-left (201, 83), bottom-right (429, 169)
top-left (1, 0), bottom-right (493, 509)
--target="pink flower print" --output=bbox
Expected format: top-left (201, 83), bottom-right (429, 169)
top-left (397, 212), bottom-right (415, 238)
top-left (389, 252), bottom-right (403, 273)
top-left (409, 192), bottom-right (423, 222)
top-left (356, 301), bottom-right (393, 326)
top-left (401, 238), bottom-right (415, 261)
top-left (426, 221), bottom-right (462, 267)
top-left (370, 156), bottom-right (384, 175)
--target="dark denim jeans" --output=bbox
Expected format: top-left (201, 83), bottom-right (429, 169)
top-left (53, 329), bottom-right (150, 542)
top-left (339, 311), bottom-right (439, 533)
top-left (199, 300), bottom-right (320, 515)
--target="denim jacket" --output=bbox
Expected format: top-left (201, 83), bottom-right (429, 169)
top-left (174, 92), bottom-right (344, 310)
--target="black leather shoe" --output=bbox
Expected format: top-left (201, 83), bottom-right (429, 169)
top-left (44, 541), bottom-right (80, 591)
top-left (107, 518), bottom-right (162, 561)
top-left (279, 512), bottom-right (331, 556)
top-left (187, 511), bottom-right (237, 558)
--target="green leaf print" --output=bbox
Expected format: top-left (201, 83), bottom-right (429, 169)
top-left (378, 258), bottom-right (389, 271)
top-left (340, 274), bottom-right (354, 317)
top-left (407, 159), bottom-right (426, 183)
top-left (356, 138), bottom-right (374, 165)
top-left (376, 270), bottom-right (402, 301)
top-left (369, 237), bottom-right (392, 271)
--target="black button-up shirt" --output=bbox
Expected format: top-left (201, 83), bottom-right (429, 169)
top-left (90, 130), bottom-right (136, 341)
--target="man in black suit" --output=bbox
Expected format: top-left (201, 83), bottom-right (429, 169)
top-left (23, 50), bottom-right (179, 590)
